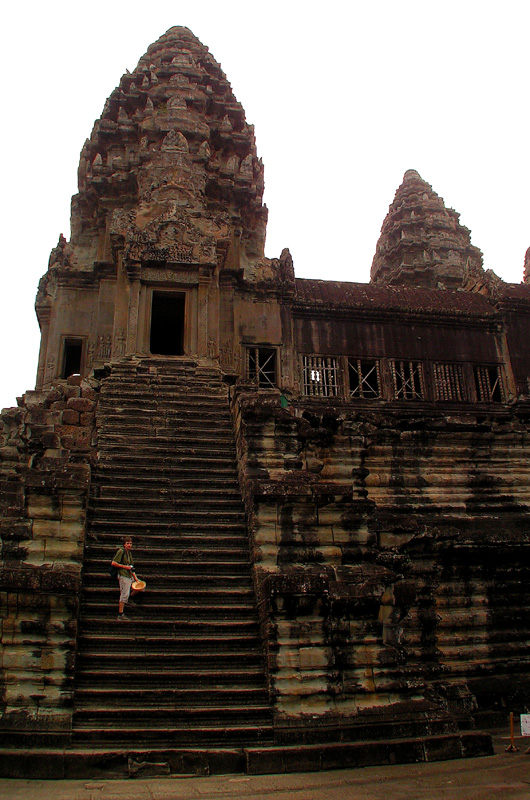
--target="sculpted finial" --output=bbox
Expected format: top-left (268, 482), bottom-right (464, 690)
top-left (47, 234), bottom-right (69, 269)
top-left (524, 247), bottom-right (530, 284)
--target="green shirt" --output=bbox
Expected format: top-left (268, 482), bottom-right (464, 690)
top-left (113, 547), bottom-right (133, 578)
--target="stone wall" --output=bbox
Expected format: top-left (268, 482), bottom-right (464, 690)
top-left (0, 377), bottom-right (97, 742)
top-left (232, 388), bottom-right (530, 741)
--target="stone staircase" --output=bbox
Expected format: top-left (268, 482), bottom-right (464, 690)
top-left (73, 357), bottom-right (273, 748)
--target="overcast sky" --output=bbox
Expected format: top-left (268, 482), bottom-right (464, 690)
top-left (0, 0), bottom-right (528, 411)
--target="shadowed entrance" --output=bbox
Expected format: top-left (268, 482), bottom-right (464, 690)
top-left (150, 292), bottom-right (185, 355)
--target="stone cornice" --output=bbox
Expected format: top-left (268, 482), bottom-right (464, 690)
top-left (290, 301), bottom-right (499, 330)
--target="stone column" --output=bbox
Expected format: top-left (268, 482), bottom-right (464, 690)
top-left (124, 264), bottom-right (141, 357)
top-left (35, 307), bottom-right (51, 391)
top-left (197, 267), bottom-right (210, 359)
top-left (111, 250), bottom-right (129, 360)
top-left (496, 320), bottom-right (517, 400)
top-left (207, 266), bottom-right (220, 364)
top-left (219, 273), bottom-right (236, 373)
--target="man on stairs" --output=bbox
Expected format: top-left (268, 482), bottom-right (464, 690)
top-left (111, 536), bottom-right (139, 621)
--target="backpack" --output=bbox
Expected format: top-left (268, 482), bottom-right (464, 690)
top-left (109, 547), bottom-right (124, 580)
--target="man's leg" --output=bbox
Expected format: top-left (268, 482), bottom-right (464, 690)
top-left (118, 576), bottom-right (132, 618)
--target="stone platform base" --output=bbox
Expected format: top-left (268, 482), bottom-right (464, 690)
top-left (0, 731), bottom-right (493, 779)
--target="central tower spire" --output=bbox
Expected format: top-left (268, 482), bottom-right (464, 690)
top-left (72, 25), bottom-right (266, 270)
top-left (35, 27), bottom-right (271, 388)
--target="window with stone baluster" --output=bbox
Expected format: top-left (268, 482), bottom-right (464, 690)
top-left (302, 355), bottom-right (339, 397)
top-left (246, 347), bottom-right (277, 388)
top-left (348, 358), bottom-right (381, 399)
top-left (433, 362), bottom-right (466, 401)
top-left (473, 365), bottom-right (505, 402)
top-left (390, 360), bottom-right (425, 400)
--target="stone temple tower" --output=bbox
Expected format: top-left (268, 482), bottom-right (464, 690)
top-left (35, 26), bottom-right (273, 389)
top-left (2, 26), bottom-right (530, 779)
top-left (370, 169), bottom-right (483, 290)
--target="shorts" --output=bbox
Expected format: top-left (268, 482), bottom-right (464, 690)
top-left (118, 575), bottom-right (133, 604)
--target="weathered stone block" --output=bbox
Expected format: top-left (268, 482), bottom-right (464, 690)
top-left (298, 647), bottom-right (329, 670)
top-left (41, 432), bottom-right (61, 449)
top-left (80, 387), bottom-right (97, 401)
top-left (0, 569), bottom-right (42, 593)
top-left (423, 734), bottom-right (462, 761)
top-left (60, 497), bottom-right (85, 521)
top-left (27, 494), bottom-right (61, 520)
top-left (0, 521), bottom-right (32, 541)
top-left (32, 518), bottom-right (61, 538)
top-left (253, 527), bottom-right (277, 545)
top-left (317, 506), bottom-right (344, 525)
top-left (42, 449), bottom-right (67, 461)
top-left (22, 540), bottom-right (46, 566)
top-left (60, 520), bottom-right (84, 541)
top-left (254, 504), bottom-right (278, 525)
top-left (0, 446), bottom-right (21, 462)
top-left (42, 568), bottom-right (81, 592)
top-left (61, 410), bottom-right (80, 425)
top-left (255, 543), bottom-right (278, 567)
top-left (58, 432), bottom-right (91, 452)
top-left (43, 540), bottom-right (82, 562)
top-left (66, 397), bottom-right (94, 413)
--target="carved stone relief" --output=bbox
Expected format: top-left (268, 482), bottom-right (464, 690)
top-left (143, 268), bottom-right (197, 284)
top-left (113, 330), bottom-right (126, 358)
top-left (96, 336), bottom-right (112, 360)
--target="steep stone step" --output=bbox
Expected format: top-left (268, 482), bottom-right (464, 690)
top-left (74, 686), bottom-right (269, 706)
top-left (72, 723), bottom-right (273, 746)
top-left (85, 545), bottom-right (251, 562)
top-left (79, 614), bottom-right (260, 631)
top-left (84, 558), bottom-right (252, 574)
top-left (78, 619), bottom-right (261, 637)
top-left (100, 409), bottom-right (235, 423)
top-left (82, 585), bottom-right (254, 601)
top-left (74, 360), bottom-right (272, 749)
top-left (75, 664), bottom-right (266, 685)
top-left (96, 441), bottom-right (236, 456)
top-left (77, 651), bottom-right (264, 671)
top-left (85, 556), bottom-right (251, 572)
top-left (84, 574), bottom-right (253, 589)
top-left (94, 494), bottom-right (244, 507)
top-left (84, 520), bottom-right (248, 548)
top-left (87, 522), bottom-right (249, 539)
top-left (77, 631), bottom-right (264, 652)
top-left (99, 388), bottom-right (228, 400)
top-left (96, 482), bottom-right (242, 496)
top-left (75, 631), bottom-right (264, 657)
top-left (97, 432), bottom-right (236, 447)
top-left (101, 382), bottom-right (229, 395)
top-left (99, 478), bottom-right (241, 496)
top-left (91, 473), bottom-right (239, 489)
top-left (74, 707), bottom-right (272, 727)
top-left (93, 452), bottom-right (237, 467)
top-left (97, 420), bottom-right (235, 437)
top-left (81, 600), bottom-right (261, 621)
top-left (95, 461), bottom-right (237, 474)
top-left (91, 474), bottom-right (240, 490)
top-left (90, 506), bottom-right (245, 535)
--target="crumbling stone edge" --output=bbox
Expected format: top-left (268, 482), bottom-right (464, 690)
top-left (0, 731), bottom-right (493, 779)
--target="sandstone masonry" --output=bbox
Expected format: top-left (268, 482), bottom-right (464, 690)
top-left (1, 26), bottom-right (529, 772)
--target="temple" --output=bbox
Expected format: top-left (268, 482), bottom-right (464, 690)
top-left (1, 26), bottom-right (530, 778)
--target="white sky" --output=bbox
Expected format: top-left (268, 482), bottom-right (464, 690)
top-left (1, 0), bottom-right (528, 411)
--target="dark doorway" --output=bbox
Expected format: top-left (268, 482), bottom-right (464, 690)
top-left (62, 339), bottom-right (83, 378)
top-left (150, 292), bottom-right (185, 355)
